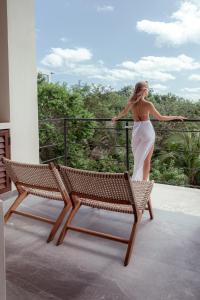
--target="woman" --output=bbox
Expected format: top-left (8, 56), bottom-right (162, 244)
top-left (112, 81), bottom-right (187, 181)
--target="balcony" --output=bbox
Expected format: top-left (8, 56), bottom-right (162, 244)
top-left (1, 118), bottom-right (200, 300)
top-left (1, 182), bottom-right (200, 300)
top-left (39, 118), bottom-right (200, 188)
top-left (1, 0), bottom-right (200, 299)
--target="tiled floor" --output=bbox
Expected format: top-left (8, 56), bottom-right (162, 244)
top-left (2, 184), bottom-right (200, 300)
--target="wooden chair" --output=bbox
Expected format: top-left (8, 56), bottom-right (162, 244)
top-left (56, 165), bottom-right (154, 266)
top-left (2, 158), bottom-right (71, 242)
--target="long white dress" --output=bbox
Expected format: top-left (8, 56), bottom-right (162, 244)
top-left (131, 120), bottom-right (155, 181)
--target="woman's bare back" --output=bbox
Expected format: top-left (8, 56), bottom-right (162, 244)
top-left (131, 100), bottom-right (150, 121)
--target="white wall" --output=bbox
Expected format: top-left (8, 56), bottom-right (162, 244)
top-left (6, 0), bottom-right (39, 163)
top-left (0, 201), bottom-right (6, 300)
top-left (0, 0), bottom-right (10, 123)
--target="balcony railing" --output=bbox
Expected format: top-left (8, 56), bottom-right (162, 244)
top-left (39, 118), bottom-right (200, 188)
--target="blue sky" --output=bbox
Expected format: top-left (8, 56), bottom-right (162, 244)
top-left (36, 0), bottom-right (200, 101)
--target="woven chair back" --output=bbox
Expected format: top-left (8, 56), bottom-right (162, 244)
top-left (59, 166), bottom-right (136, 205)
top-left (2, 158), bottom-right (59, 191)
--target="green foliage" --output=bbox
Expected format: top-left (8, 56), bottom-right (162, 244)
top-left (158, 132), bottom-right (200, 185)
top-left (38, 73), bottom-right (95, 164)
top-left (151, 159), bottom-right (186, 185)
top-left (37, 73), bottom-right (200, 187)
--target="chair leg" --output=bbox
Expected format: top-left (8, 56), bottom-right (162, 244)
top-left (147, 198), bottom-right (154, 220)
top-left (47, 202), bottom-right (71, 243)
top-left (57, 202), bottom-right (81, 246)
top-left (124, 213), bottom-right (142, 267)
top-left (4, 191), bottom-right (28, 223)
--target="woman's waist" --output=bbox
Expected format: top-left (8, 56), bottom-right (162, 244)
top-left (133, 120), bottom-right (155, 132)
top-left (133, 119), bottom-right (152, 125)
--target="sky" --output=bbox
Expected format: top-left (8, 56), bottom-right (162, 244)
top-left (36, 0), bottom-right (200, 101)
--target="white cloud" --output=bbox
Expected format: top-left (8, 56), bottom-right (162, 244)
top-left (93, 68), bottom-right (138, 81)
top-left (121, 55), bottom-right (200, 72)
top-left (60, 37), bottom-right (68, 43)
top-left (41, 48), bottom-right (200, 86)
top-left (69, 64), bottom-right (102, 77)
top-left (182, 87), bottom-right (200, 92)
top-left (188, 0), bottom-right (200, 5)
top-left (98, 60), bottom-right (105, 65)
top-left (151, 84), bottom-right (168, 91)
top-left (42, 53), bottom-right (63, 68)
top-left (137, 1), bottom-right (200, 46)
top-left (97, 5), bottom-right (114, 12)
top-left (96, 54), bottom-right (200, 82)
top-left (119, 54), bottom-right (200, 82)
top-left (188, 74), bottom-right (200, 81)
top-left (42, 47), bottom-right (92, 67)
top-left (179, 86), bottom-right (200, 101)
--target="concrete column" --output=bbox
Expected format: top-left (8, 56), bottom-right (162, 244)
top-left (0, 0), bottom-right (39, 164)
top-left (0, 0), bottom-right (10, 123)
top-left (0, 200), bottom-right (6, 300)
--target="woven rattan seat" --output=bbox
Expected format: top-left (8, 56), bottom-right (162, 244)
top-left (56, 165), bottom-right (154, 266)
top-left (2, 158), bottom-right (71, 242)
top-left (80, 198), bottom-right (134, 213)
top-left (80, 184), bottom-right (148, 212)
top-left (22, 187), bottom-right (63, 201)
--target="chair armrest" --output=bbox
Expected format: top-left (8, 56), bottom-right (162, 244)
top-left (131, 180), bottom-right (154, 210)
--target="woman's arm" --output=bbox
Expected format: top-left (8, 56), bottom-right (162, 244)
top-left (112, 101), bottom-right (132, 123)
top-left (149, 103), bottom-right (187, 121)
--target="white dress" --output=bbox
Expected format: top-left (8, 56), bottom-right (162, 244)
top-left (131, 120), bottom-right (155, 181)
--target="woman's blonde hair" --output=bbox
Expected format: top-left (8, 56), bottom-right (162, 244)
top-left (129, 81), bottom-right (148, 104)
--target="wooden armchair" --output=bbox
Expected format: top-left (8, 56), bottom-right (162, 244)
top-left (56, 165), bottom-right (154, 266)
top-left (2, 158), bottom-right (71, 242)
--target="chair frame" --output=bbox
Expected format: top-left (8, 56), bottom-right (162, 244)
top-left (56, 165), bottom-right (154, 266)
top-left (3, 158), bottom-right (71, 242)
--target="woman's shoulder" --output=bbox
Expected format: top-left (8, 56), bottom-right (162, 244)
top-left (144, 100), bottom-right (153, 107)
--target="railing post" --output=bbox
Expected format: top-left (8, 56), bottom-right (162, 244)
top-left (125, 121), bottom-right (129, 171)
top-left (64, 119), bottom-right (67, 166)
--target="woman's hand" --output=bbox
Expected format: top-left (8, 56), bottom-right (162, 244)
top-left (111, 102), bottom-right (132, 124)
top-left (112, 116), bottom-right (118, 124)
top-left (176, 116), bottom-right (188, 121)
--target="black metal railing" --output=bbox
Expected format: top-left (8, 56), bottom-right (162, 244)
top-left (39, 118), bottom-right (200, 188)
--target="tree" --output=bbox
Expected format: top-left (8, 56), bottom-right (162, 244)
top-left (37, 74), bottom-right (200, 187)
top-left (38, 74), bottom-right (95, 166)
top-left (158, 132), bottom-right (200, 186)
